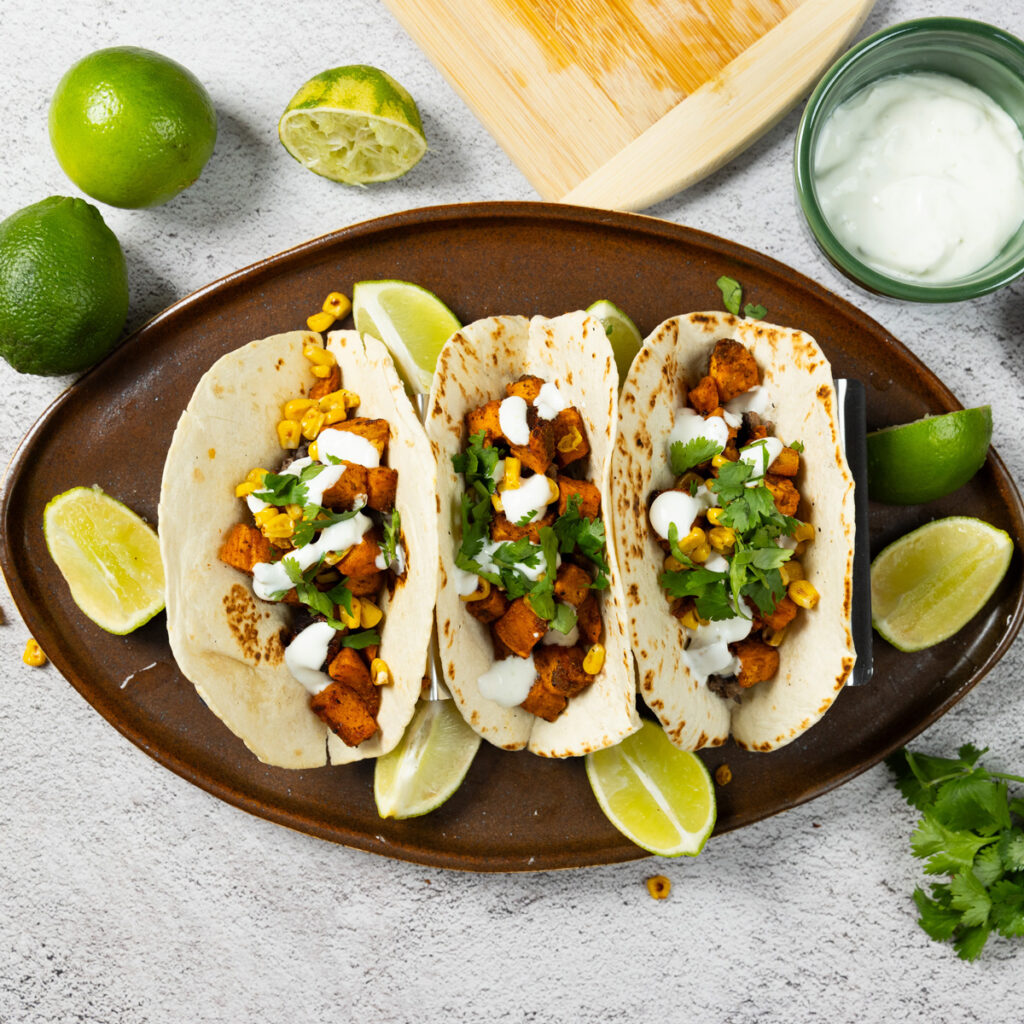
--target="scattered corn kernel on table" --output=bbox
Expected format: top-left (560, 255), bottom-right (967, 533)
top-left (2, 0), bottom-right (1023, 1020)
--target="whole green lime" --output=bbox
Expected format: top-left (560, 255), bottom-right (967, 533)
top-left (49, 46), bottom-right (217, 208)
top-left (866, 407), bottom-right (992, 504)
top-left (0, 196), bottom-right (129, 375)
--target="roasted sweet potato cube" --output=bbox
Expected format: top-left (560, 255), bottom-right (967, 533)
top-left (687, 375), bottom-right (720, 415)
top-left (312, 672), bottom-right (379, 746)
top-left (493, 596), bottom-right (547, 658)
top-left (762, 595), bottom-right (798, 633)
top-left (557, 477), bottom-right (601, 519)
top-left (576, 592), bottom-right (603, 644)
top-left (362, 644), bottom-right (379, 665)
top-left (491, 631), bottom-right (515, 662)
top-left (490, 509), bottom-right (555, 545)
top-left (520, 679), bottom-right (567, 722)
top-left (769, 446), bottom-right (800, 477)
top-left (554, 563), bottom-right (592, 608)
top-left (327, 647), bottom-right (376, 703)
top-left (709, 339), bottom-right (760, 402)
top-left (366, 466), bottom-right (398, 512)
top-left (765, 474), bottom-right (801, 516)
top-left (336, 531), bottom-right (382, 578)
top-left (465, 586), bottom-right (510, 625)
top-left (320, 461), bottom-right (369, 510)
top-left (219, 523), bottom-right (273, 574)
top-left (465, 400), bottom-right (503, 446)
top-left (346, 570), bottom-right (385, 597)
top-left (510, 420), bottom-right (555, 475)
top-left (325, 417), bottom-right (390, 457)
top-left (534, 645), bottom-right (592, 698)
top-left (309, 365), bottom-right (341, 402)
top-left (506, 375), bottom-right (545, 402)
top-left (551, 407), bottom-right (590, 469)
top-left (733, 638), bottom-right (780, 687)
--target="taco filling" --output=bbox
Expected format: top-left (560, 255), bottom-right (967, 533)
top-left (648, 337), bottom-right (819, 700)
top-left (217, 335), bottom-right (406, 747)
top-left (453, 375), bottom-right (610, 722)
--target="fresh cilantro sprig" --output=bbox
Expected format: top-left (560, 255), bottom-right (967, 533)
top-left (341, 629), bottom-right (380, 650)
top-left (887, 744), bottom-right (1024, 960)
top-left (670, 437), bottom-right (723, 477)
top-left (553, 494), bottom-right (610, 590)
top-left (452, 430), bottom-right (500, 490)
top-left (254, 462), bottom-right (328, 507)
top-left (276, 555), bottom-right (354, 629)
top-left (380, 509), bottom-right (401, 569)
top-left (291, 505), bottom-right (361, 548)
top-left (716, 275), bottom-right (767, 320)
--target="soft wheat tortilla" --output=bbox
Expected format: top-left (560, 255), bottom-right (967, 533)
top-left (159, 330), bottom-right (438, 769)
top-left (612, 312), bottom-right (856, 752)
top-left (427, 312), bottom-right (640, 758)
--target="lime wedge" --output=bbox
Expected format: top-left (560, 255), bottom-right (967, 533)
top-left (866, 407), bottom-right (992, 504)
top-left (586, 299), bottom-right (643, 385)
top-left (585, 720), bottom-right (716, 857)
top-left (871, 516), bottom-right (1013, 652)
top-left (278, 65), bottom-right (426, 184)
top-left (352, 279), bottom-right (461, 393)
top-left (43, 485), bottom-right (165, 634)
top-left (374, 699), bottom-right (481, 819)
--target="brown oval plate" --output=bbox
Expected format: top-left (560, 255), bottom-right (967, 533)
top-left (2, 202), bottom-right (1022, 872)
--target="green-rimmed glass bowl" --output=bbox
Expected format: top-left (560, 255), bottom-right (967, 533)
top-left (794, 18), bottom-right (1024, 303)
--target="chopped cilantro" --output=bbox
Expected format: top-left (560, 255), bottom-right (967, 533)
top-left (255, 462), bottom-right (327, 507)
top-left (553, 494), bottom-right (609, 590)
top-left (548, 602), bottom-right (578, 635)
top-left (291, 505), bottom-right (362, 548)
top-left (717, 275), bottom-right (743, 316)
top-left (380, 509), bottom-right (401, 569)
top-left (669, 437), bottom-right (723, 477)
top-left (888, 744), bottom-right (1024, 960)
top-left (525, 527), bottom-right (559, 620)
top-left (275, 556), bottom-right (353, 628)
top-left (790, 439), bottom-right (805, 453)
top-left (452, 430), bottom-right (500, 491)
top-left (743, 302), bottom-right (767, 320)
top-left (341, 629), bottom-right (380, 650)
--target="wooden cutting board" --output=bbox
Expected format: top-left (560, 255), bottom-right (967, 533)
top-left (384, 0), bottom-right (875, 210)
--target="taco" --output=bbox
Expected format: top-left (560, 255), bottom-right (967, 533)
top-left (427, 311), bottom-right (640, 758)
top-left (159, 329), bottom-right (437, 769)
top-left (612, 312), bottom-right (856, 752)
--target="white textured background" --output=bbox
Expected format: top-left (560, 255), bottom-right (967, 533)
top-left (2, 1), bottom-right (1024, 1021)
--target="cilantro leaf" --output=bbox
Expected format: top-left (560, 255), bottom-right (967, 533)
top-left (743, 302), bottom-right (767, 320)
top-left (255, 461), bottom-right (326, 507)
top-left (990, 880), bottom-right (1024, 937)
top-left (341, 629), bottom-right (380, 650)
top-left (292, 504), bottom-right (361, 548)
top-left (549, 602), bottom-right (578, 635)
top-left (553, 494), bottom-right (609, 590)
top-left (716, 275), bottom-right (742, 316)
top-left (525, 527), bottom-right (559, 622)
top-left (380, 509), bottom-right (401, 570)
top-left (670, 437), bottom-right (722, 477)
top-left (913, 886), bottom-right (961, 942)
top-left (452, 430), bottom-right (500, 490)
top-left (950, 870), bottom-right (992, 927)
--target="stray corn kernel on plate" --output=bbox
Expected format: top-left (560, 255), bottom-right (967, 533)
top-left (3, 203), bottom-right (1022, 873)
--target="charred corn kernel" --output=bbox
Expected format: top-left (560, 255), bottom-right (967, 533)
top-left (307, 311), bottom-right (335, 333)
top-left (303, 342), bottom-right (336, 367)
top-left (300, 407), bottom-right (325, 440)
top-left (788, 579), bottom-right (819, 609)
top-left (339, 598), bottom-right (361, 630)
top-left (308, 441), bottom-right (319, 461)
top-left (690, 542), bottom-right (711, 563)
top-left (247, 468), bottom-right (269, 485)
top-left (371, 658), bottom-right (392, 687)
top-left (646, 875), bottom-right (671, 900)
top-left (557, 426), bottom-right (582, 453)
top-left (317, 389), bottom-right (347, 411)
top-left (342, 389), bottom-right (360, 408)
top-left (323, 405), bottom-right (348, 425)
top-left (709, 526), bottom-right (736, 552)
top-left (764, 626), bottom-right (788, 648)
top-left (360, 601), bottom-right (383, 628)
top-left (680, 608), bottom-right (703, 631)
top-left (491, 492), bottom-right (503, 512)
top-left (23, 638), bottom-right (46, 667)
top-left (548, 477), bottom-right (561, 504)
top-left (779, 560), bottom-right (805, 585)
top-left (715, 764), bottom-right (733, 786)
top-left (284, 398), bottom-right (316, 420)
top-left (502, 457), bottom-right (521, 491)
top-left (460, 578), bottom-right (492, 603)
top-left (277, 419), bottom-right (301, 449)
top-left (235, 480), bottom-right (258, 497)
top-left (678, 527), bottom-right (706, 555)
top-left (286, 504), bottom-right (303, 520)
top-left (711, 453), bottom-right (730, 468)
top-left (322, 291), bottom-right (351, 318)
top-left (254, 507), bottom-right (277, 527)
top-left (705, 507), bottom-right (725, 526)
top-left (663, 554), bottom-right (685, 572)
top-left (323, 548), bottom-right (349, 566)
top-left (264, 513), bottom-right (295, 539)
top-left (582, 643), bottom-right (606, 675)
top-left (310, 364), bottom-right (333, 379)
top-left (793, 521), bottom-right (816, 543)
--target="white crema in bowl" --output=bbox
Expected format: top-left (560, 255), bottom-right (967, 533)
top-left (813, 72), bottom-right (1024, 282)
